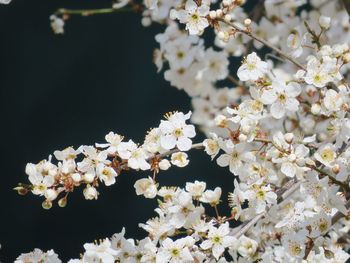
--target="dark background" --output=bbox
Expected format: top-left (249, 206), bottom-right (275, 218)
top-left (0, 0), bottom-right (233, 261)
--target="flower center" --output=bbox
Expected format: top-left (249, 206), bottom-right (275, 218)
top-left (212, 236), bottom-right (222, 244)
top-left (321, 149), bottom-right (335, 162)
top-left (174, 128), bottom-right (183, 138)
top-left (171, 248), bottom-right (180, 257)
top-left (191, 13), bottom-right (199, 21)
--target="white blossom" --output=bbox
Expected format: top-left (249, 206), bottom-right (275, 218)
top-left (237, 52), bottom-right (269, 81)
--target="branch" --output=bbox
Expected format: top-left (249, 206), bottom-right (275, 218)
top-left (219, 19), bottom-right (307, 71)
top-left (55, 7), bottom-right (135, 17)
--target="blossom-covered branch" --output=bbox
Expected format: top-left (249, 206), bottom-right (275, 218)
top-left (13, 0), bottom-right (350, 262)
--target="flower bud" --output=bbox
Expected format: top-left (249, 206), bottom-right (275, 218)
top-left (45, 189), bottom-right (58, 201)
top-left (209, 10), bottom-right (217, 19)
top-left (71, 173), bottom-right (81, 183)
top-left (319, 15), bottom-right (331, 29)
top-left (332, 164), bottom-right (340, 174)
top-left (169, 9), bottom-right (177, 20)
top-left (244, 18), bottom-right (252, 26)
top-left (84, 172), bottom-right (95, 183)
top-left (216, 9), bottom-right (223, 18)
top-left (222, 0), bottom-right (230, 7)
top-left (141, 17), bottom-right (152, 27)
top-left (218, 31), bottom-right (225, 39)
top-left (84, 185), bottom-right (98, 200)
top-left (239, 134), bottom-right (247, 142)
top-left (159, 159), bottom-right (171, 170)
top-left (224, 14), bottom-right (232, 23)
top-left (305, 158), bottom-right (315, 166)
top-left (311, 103), bottom-right (321, 115)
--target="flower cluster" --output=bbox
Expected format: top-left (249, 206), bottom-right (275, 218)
top-left (15, 111), bottom-right (197, 207)
top-left (12, 0), bottom-right (350, 262)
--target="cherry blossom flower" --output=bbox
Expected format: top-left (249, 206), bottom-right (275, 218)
top-left (262, 81), bottom-right (301, 119)
top-left (172, 0), bottom-right (210, 35)
top-left (159, 111), bottom-right (196, 151)
top-left (200, 222), bottom-right (236, 260)
top-left (216, 141), bottom-right (256, 175)
top-left (156, 237), bottom-right (195, 262)
top-left (83, 239), bottom-right (118, 263)
top-left (237, 52), bottom-right (269, 81)
top-left (134, 177), bottom-right (158, 199)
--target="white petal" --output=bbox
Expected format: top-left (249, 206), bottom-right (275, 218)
top-left (216, 154), bottom-right (230, 167)
top-left (270, 102), bottom-right (285, 119)
top-left (281, 162), bottom-right (296, 177)
top-left (160, 135), bottom-right (177, 150)
top-left (177, 137), bottom-right (192, 151)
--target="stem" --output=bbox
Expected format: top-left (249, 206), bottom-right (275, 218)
top-left (55, 7), bottom-right (135, 17)
top-left (214, 205), bottom-right (221, 219)
top-left (227, 75), bottom-right (242, 86)
top-left (219, 19), bottom-right (306, 71)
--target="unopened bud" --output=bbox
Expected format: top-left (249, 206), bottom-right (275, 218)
top-left (244, 18), bottom-right (252, 26)
top-left (222, 0), bottom-right (230, 7)
top-left (224, 14), bottom-right (232, 23)
top-left (239, 134), bottom-right (247, 142)
top-left (216, 9), bottom-right (223, 18)
top-left (159, 159), bottom-right (171, 170)
top-left (71, 173), bottom-right (81, 183)
top-left (218, 31), bottom-right (225, 40)
top-left (209, 10), bottom-right (217, 19)
top-left (332, 164), bottom-right (340, 174)
top-left (311, 103), bottom-right (321, 115)
top-left (141, 17), bottom-right (152, 27)
top-left (84, 172), bottom-right (95, 183)
top-left (169, 9), bottom-right (177, 20)
top-left (319, 15), bottom-right (331, 29)
top-left (45, 189), bottom-right (58, 201)
top-left (305, 158), bottom-right (315, 166)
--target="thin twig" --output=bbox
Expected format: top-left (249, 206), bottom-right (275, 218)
top-left (219, 19), bottom-right (306, 71)
top-left (227, 75), bottom-right (242, 86)
top-left (55, 7), bottom-right (135, 17)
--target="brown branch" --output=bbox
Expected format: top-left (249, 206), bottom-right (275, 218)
top-left (219, 19), bottom-right (306, 71)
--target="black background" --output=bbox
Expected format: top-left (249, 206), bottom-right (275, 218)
top-left (0, 0), bottom-right (233, 261)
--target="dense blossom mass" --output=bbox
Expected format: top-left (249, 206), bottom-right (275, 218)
top-left (11, 0), bottom-right (350, 262)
